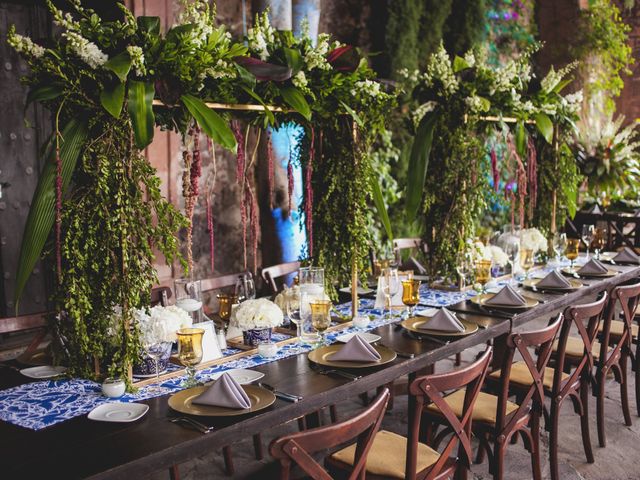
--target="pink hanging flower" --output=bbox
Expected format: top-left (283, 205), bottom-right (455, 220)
top-left (527, 137), bottom-right (537, 217)
top-left (305, 128), bottom-right (315, 258)
top-left (267, 130), bottom-right (275, 209)
top-left (206, 196), bottom-right (214, 272)
top-left (490, 148), bottom-right (500, 193)
top-left (232, 121), bottom-right (245, 186)
top-left (55, 138), bottom-right (62, 283)
top-left (287, 159), bottom-right (294, 215)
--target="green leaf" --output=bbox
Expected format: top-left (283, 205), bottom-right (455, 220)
top-left (476, 96), bottom-right (491, 112)
top-left (406, 111), bottom-right (438, 221)
top-left (239, 85), bottom-right (275, 125)
top-left (535, 112), bottom-right (554, 144)
top-left (26, 84), bottom-right (63, 105)
top-left (339, 100), bottom-right (363, 128)
top-left (566, 180), bottom-right (578, 218)
top-left (515, 120), bottom-right (527, 157)
top-left (15, 117), bottom-right (88, 304)
top-left (100, 82), bottom-right (125, 118)
top-left (370, 174), bottom-right (393, 241)
top-left (138, 16), bottom-right (160, 36)
top-left (104, 51), bottom-right (132, 82)
top-left (128, 80), bottom-right (155, 149)
top-left (283, 47), bottom-right (303, 74)
top-left (180, 94), bottom-right (236, 152)
top-left (453, 55), bottom-right (470, 73)
top-left (280, 86), bottom-right (311, 121)
top-left (553, 78), bottom-right (573, 94)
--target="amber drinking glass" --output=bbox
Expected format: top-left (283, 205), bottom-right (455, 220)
top-left (520, 249), bottom-right (535, 279)
top-left (592, 228), bottom-right (606, 260)
top-left (565, 238), bottom-right (580, 271)
top-left (217, 293), bottom-right (237, 328)
top-left (401, 280), bottom-right (421, 316)
top-left (310, 300), bottom-right (332, 342)
top-left (475, 259), bottom-right (492, 294)
top-left (177, 328), bottom-right (204, 388)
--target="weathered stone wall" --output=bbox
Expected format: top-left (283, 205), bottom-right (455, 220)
top-left (617, 3), bottom-right (640, 122)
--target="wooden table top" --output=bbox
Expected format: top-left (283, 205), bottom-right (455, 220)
top-left (1, 262), bottom-right (638, 479)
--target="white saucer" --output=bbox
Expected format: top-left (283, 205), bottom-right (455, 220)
top-left (208, 369), bottom-right (265, 385)
top-left (88, 403), bottom-right (149, 423)
top-left (335, 332), bottom-right (381, 344)
top-left (20, 365), bottom-right (66, 379)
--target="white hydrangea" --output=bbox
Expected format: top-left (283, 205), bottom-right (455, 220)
top-left (304, 33), bottom-right (331, 71)
top-left (7, 31), bottom-right (45, 58)
top-left (231, 298), bottom-right (283, 330)
top-left (483, 245), bottom-right (509, 267)
top-left (62, 31), bottom-right (108, 68)
top-left (126, 45), bottom-right (145, 76)
top-left (274, 285), bottom-right (300, 311)
top-left (136, 305), bottom-right (193, 345)
top-left (520, 228), bottom-right (548, 253)
top-left (292, 70), bottom-right (308, 89)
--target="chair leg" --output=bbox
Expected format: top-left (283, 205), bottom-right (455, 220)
top-left (492, 442), bottom-right (506, 480)
top-left (549, 399), bottom-right (560, 480)
top-left (530, 413), bottom-right (542, 480)
top-left (329, 404), bottom-right (338, 423)
top-left (297, 416), bottom-right (307, 431)
top-left (222, 446), bottom-right (235, 476)
top-left (169, 465), bottom-right (180, 480)
top-left (596, 370), bottom-right (606, 448)
top-left (636, 345), bottom-right (640, 416)
top-left (620, 353), bottom-right (633, 427)
top-left (455, 352), bottom-right (461, 366)
top-left (253, 433), bottom-right (263, 460)
top-left (580, 381), bottom-right (595, 463)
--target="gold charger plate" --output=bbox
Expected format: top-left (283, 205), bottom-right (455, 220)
top-left (470, 293), bottom-right (538, 310)
top-left (401, 316), bottom-right (478, 337)
top-left (168, 385), bottom-right (275, 417)
top-left (308, 345), bottom-right (397, 369)
top-left (561, 267), bottom-right (618, 278)
top-left (522, 277), bottom-right (583, 291)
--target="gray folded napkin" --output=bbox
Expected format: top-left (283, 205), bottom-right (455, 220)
top-left (485, 285), bottom-right (527, 306)
top-left (330, 334), bottom-right (381, 362)
top-left (537, 270), bottom-right (572, 289)
top-left (613, 247), bottom-right (640, 265)
top-left (193, 372), bottom-right (251, 409)
top-left (578, 258), bottom-right (608, 275)
top-left (419, 307), bottom-right (465, 332)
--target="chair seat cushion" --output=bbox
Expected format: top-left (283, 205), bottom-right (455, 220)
top-left (425, 389), bottom-right (519, 425)
top-left (489, 361), bottom-right (568, 389)
top-left (597, 320), bottom-right (638, 339)
top-left (553, 337), bottom-right (607, 358)
top-left (330, 430), bottom-right (439, 479)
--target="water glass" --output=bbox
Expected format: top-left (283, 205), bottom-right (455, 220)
top-left (175, 278), bottom-right (203, 323)
top-left (552, 232), bottom-right (567, 262)
top-left (504, 238), bottom-right (520, 285)
top-left (299, 267), bottom-right (325, 344)
top-left (582, 224), bottom-right (595, 260)
top-left (381, 267), bottom-right (400, 318)
top-left (176, 328), bottom-right (204, 387)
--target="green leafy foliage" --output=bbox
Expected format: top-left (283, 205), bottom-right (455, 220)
top-left (128, 80), bottom-right (155, 148)
top-left (180, 94), bottom-right (236, 151)
top-left (406, 111), bottom-right (437, 221)
top-left (100, 82), bottom-right (125, 118)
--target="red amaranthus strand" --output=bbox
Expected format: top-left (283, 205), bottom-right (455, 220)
top-left (240, 189), bottom-right (248, 270)
top-left (246, 185), bottom-right (259, 274)
top-left (287, 158), bottom-right (294, 214)
top-left (490, 148), bottom-right (500, 193)
top-left (305, 128), bottom-right (315, 258)
top-left (55, 136), bottom-right (62, 283)
top-left (191, 126), bottom-right (202, 197)
top-left (527, 137), bottom-right (537, 218)
top-left (232, 121), bottom-right (245, 185)
top-left (182, 147), bottom-right (195, 274)
top-left (267, 130), bottom-right (275, 209)
top-left (206, 196), bottom-right (214, 272)
top-left (505, 135), bottom-right (528, 228)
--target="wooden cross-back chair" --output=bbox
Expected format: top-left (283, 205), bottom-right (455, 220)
top-left (261, 261), bottom-right (301, 295)
top-left (269, 388), bottom-right (390, 480)
top-left (0, 311), bottom-right (49, 361)
top-left (546, 293), bottom-right (608, 480)
top-left (594, 281), bottom-right (640, 447)
top-left (328, 348), bottom-right (492, 480)
top-left (150, 286), bottom-right (171, 307)
top-left (201, 272), bottom-right (249, 294)
top-left (393, 238), bottom-right (427, 273)
top-left (566, 211), bottom-right (640, 251)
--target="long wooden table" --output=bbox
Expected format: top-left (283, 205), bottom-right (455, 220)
top-left (1, 263), bottom-right (639, 479)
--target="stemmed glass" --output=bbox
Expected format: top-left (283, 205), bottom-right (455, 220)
top-left (310, 299), bottom-right (332, 343)
top-left (285, 288), bottom-right (303, 352)
top-left (566, 238), bottom-right (580, 272)
top-left (235, 273), bottom-right (256, 302)
top-left (520, 249), bottom-right (535, 280)
top-left (474, 259), bottom-right (492, 294)
top-left (582, 224), bottom-right (595, 260)
top-left (504, 238), bottom-right (520, 285)
top-left (592, 227), bottom-right (606, 260)
top-left (176, 328), bottom-right (204, 388)
top-left (552, 232), bottom-right (567, 263)
top-left (381, 267), bottom-right (400, 318)
top-left (455, 251), bottom-right (472, 289)
top-left (144, 341), bottom-right (168, 394)
top-left (401, 279), bottom-right (421, 316)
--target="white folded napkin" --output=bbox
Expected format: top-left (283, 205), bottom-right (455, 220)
top-left (485, 285), bottom-right (526, 307)
top-left (330, 334), bottom-right (381, 362)
top-left (419, 308), bottom-right (465, 333)
top-left (193, 372), bottom-right (251, 409)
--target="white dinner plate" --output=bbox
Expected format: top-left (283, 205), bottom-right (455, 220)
top-left (88, 403), bottom-right (149, 423)
top-left (208, 369), bottom-right (265, 385)
top-left (20, 365), bottom-right (66, 379)
top-left (335, 332), bottom-right (381, 344)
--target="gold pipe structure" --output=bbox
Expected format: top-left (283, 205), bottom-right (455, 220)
top-left (152, 99), bottom-right (290, 112)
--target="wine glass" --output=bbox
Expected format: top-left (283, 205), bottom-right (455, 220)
top-left (310, 299), bottom-right (332, 343)
top-left (144, 341), bottom-right (168, 394)
top-left (380, 267), bottom-right (400, 318)
top-left (217, 293), bottom-right (237, 331)
top-left (504, 238), bottom-right (520, 285)
top-left (455, 251), bottom-right (472, 289)
top-left (285, 288), bottom-right (303, 352)
top-left (592, 227), bottom-right (606, 260)
top-left (566, 238), bottom-right (580, 272)
top-left (402, 279), bottom-right (421, 316)
top-left (552, 232), bottom-right (567, 263)
top-left (520, 249), bottom-right (535, 280)
top-left (176, 328), bottom-right (204, 388)
top-left (474, 259), bottom-right (492, 294)
top-left (582, 224), bottom-right (595, 260)
top-left (235, 273), bottom-right (256, 302)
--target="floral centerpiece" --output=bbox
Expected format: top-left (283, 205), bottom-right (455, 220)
top-left (520, 228), bottom-right (548, 254)
top-left (231, 298), bottom-right (283, 346)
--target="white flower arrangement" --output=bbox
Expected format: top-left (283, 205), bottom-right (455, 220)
top-left (520, 228), bottom-right (547, 253)
top-left (232, 298), bottom-right (284, 331)
top-left (7, 29), bottom-right (45, 58)
top-left (135, 305), bottom-right (193, 345)
top-left (127, 45), bottom-right (146, 76)
top-left (484, 245), bottom-right (509, 267)
top-left (274, 285), bottom-right (300, 311)
top-left (62, 31), bottom-right (108, 68)
top-left (304, 33), bottom-right (332, 71)
top-left (247, 12), bottom-right (275, 61)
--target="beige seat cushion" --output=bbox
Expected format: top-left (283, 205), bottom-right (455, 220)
top-left (330, 430), bottom-right (439, 479)
top-left (490, 361), bottom-right (568, 389)
top-left (425, 389), bottom-right (518, 425)
top-left (598, 320), bottom-right (639, 339)
top-left (553, 337), bottom-right (607, 358)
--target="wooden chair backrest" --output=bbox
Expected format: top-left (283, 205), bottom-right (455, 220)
top-left (393, 238), bottom-right (425, 262)
top-left (261, 261), bottom-right (301, 295)
top-left (553, 292), bottom-right (608, 397)
top-left (150, 286), bottom-right (172, 307)
top-left (269, 388), bottom-right (390, 480)
top-left (0, 312), bottom-right (48, 335)
top-left (494, 314), bottom-right (563, 433)
top-left (408, 348), bottom-right (493, 480)
top-left (200, 272), bottom-right (249, 293)
top-left (599, 280), bottom-right (640, 371)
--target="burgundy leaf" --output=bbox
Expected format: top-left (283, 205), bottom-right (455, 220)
top-left (327, 45), bottom-right (358, 72)
top-left (233, 56), bottom-right (292, 82)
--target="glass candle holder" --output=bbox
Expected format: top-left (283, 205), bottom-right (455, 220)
top-left (401, 279), bottom-right (421, 316)
top-left (176, 328), bottom-right (204, 388)
top-left (175, 279), bottom-right (203, 323)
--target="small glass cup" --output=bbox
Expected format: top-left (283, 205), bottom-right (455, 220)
top-left (474, 259), bottom-right (492, 293)
top-left (310, 299), bottom-right (332, 343)
top-left (566, 238), bottom-right (580, 272)
top-left (176, 328), bottom-right (204, 388)
top-left (217, 293), bottom-right (237, 329)
top-left (401, 279), bottom-right (421, 316)
top-left (175, 278), bottom-right (203, 323)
